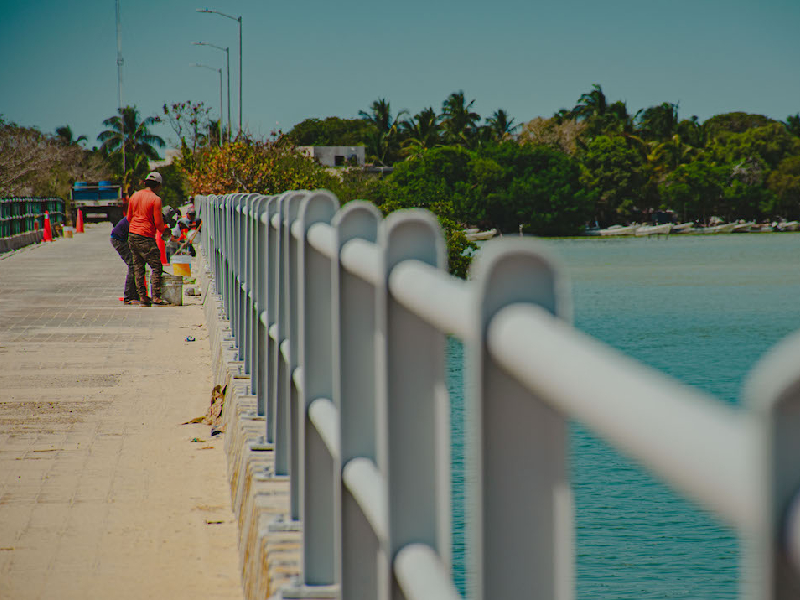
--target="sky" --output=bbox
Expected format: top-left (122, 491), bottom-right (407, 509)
top-left (1, 0), bottom-right (798, 153)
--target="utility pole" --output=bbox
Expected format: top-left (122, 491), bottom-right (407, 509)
top-left (115, 0), bottom-right (125, 182)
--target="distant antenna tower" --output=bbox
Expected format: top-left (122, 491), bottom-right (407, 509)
top-left (116, 0), bottom-right (125, 178)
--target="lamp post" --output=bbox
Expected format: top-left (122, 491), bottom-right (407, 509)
top-left (192, 63), bottom-right (223, 147)
top-left (197, 8), bottom-right (242, 137)
top-left (193, 41), bottom-right (230, 143)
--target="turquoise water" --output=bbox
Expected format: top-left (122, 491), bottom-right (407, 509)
top-left (447, 233), bottom-right (800, 598)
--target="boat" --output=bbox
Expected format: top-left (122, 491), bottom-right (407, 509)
top-left (776, 221), bottom-right (800, 232)
top-left (697, 223), bottom-right (737, 234)
top-left (600, 224), bottom-right (639, 236)
top-left (635, 224), bottom-right (672, 236)
top-left (672, 223), bottom-right (695, 233)
top-left (732, 221), bottom-right (757, 233)
top-left (465, 228), bottom-right (498, 241)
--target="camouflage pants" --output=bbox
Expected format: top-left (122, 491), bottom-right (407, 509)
top-left (128, 233), bottom-right (163, 301)
top-left (110, 237), bottom-right (139, 301)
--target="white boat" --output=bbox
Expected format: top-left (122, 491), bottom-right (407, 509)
top-left (732, 221), bottom-right (757, 233)
top-left (465, 228), bottom-right (498, 241)
top-left (698, 223), bottom-right (737, 234)
top-left (777, 221), bottom-right (800, 232)
top-left (635, 224), bottom-right (672, 236)
top-left (600, 224), bottom-right (639, 236)
top-left (672, 222), bottom-right (695, 233)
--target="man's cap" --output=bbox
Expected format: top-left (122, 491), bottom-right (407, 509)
top-left (145, 171), bottom-right (162, 185)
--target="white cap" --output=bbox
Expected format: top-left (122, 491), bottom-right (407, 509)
top-left (145, 171), bottom-right (163, 185)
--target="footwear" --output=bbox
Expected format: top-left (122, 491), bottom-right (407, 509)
top-left (140, 296), bottom-right (153, 307)
top-left (152, 297), bottom-right (170, 306)
top-left (123, 299), bottom-right (141, 306)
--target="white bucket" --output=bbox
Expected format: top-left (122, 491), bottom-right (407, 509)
top-left (150, 273), bottom-right (183, 306)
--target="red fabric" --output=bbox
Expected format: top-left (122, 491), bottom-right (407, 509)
top-left (126, 188), bottom-right (166, 238)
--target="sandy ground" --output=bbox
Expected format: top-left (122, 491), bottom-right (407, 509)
top-left (0, 224), bottom-right (243, 600)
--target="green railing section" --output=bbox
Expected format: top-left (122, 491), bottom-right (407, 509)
top-left (0, 198), bottom-right (66, 239)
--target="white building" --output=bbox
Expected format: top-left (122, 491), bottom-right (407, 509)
top-left (297, 146), bottom-right (366, 167)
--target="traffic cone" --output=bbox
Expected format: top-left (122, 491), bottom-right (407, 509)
top-left (43, 211), bottom-right (53, 242)
top-left (156, 234), bottom-right (168, 265)
top-left (76, 209), bottom-right (85, 233)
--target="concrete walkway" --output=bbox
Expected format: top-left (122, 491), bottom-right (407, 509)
top-left (0, 225), bottom-right (243, 600)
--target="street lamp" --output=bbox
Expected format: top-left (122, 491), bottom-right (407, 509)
top-left (193, 41), bottom-right (230, 142)
top-left (197, 8), bottom-right (242, 136)
top-left (192, 62), bottom-right (223, 147)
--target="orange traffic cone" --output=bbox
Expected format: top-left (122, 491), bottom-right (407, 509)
top-left (156, 234), bottom-right (168, 265)
top-left (76, 209), bottom-right (85, 233)
top-left (43, 211), bottom-right (53, 242)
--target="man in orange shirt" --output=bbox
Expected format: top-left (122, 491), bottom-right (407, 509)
top-left (127, 172), bottom-right (169, 306)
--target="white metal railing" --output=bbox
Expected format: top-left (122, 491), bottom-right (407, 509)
top-left (196, 191), bottom-right (800, 600)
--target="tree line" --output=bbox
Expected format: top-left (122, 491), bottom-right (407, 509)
top-left (3, 85), bottom-right (799, 276)
top-left (286, 86), bottom-right (800, 230)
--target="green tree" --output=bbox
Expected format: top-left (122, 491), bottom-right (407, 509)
top-left (660, 159), bottom-right (725, 223)
top-left (767, 155), bottom-right (800, 218)
top-left (55, 125), bottom-right (87, 146)
top-left (98, 106), bottom-right (165, 190)
top-left (703, 112), bottom-right (775, 140)
top-left (479, 143), bottom-right (592, 235)
top-left (580, 135), bottom-right (646, 224)
top-left (440, 91), bottom-right (481, 146)
top-left (786, 114), bottom-right (800, 138)
top-left (358, 99), bottom-right (408, 165)
top-left (287, 116), bottom-right (375, 147)
top-left (570, 83), bottom-right (607, 120)
top-left (483, 109), bottom-right (519, 142)
top-left (400, 107), bottom-right (441, 160)
top-left (636, 102), bottom-right (679, 141)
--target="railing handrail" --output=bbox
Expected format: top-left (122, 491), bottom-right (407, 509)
top-left (196, 191), bottom-right (800, 600)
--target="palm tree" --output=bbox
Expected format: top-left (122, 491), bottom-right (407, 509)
top-left (636, 102), bottom-right (679, 141)
top-left (484, 109), bottom-right (520, 141)
top-left (358, 98), bottom-right (408, 165)
top-left (97, 105), bottom-right (164, 188)
top-left (401, 107), bottom-right (441, 159)
top-left (570, 84), bottom-right (607, 120)
top-left (784, 114), bottom-right (800, 137)
top-left (55, 125), bottom-right (87, 146)
top-left (440, 91), bottom-right (481, 146)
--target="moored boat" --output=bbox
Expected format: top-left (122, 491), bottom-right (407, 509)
top-left (600, 224), bottom-right (640, 236)
top-left (635, 223), bottom-right (672, 236)
top-left (698, 223), bottom-right (737, 234)
top-left (672, 222), bottom-right (695, 233)
top-left (465, 228), bottom-right (498, 241)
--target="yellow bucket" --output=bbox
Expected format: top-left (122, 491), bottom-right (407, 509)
top-left (170, 254), bottom-right (192, 276)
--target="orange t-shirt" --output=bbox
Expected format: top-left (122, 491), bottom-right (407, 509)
top-left (126, 188), bottom-right (167, 238)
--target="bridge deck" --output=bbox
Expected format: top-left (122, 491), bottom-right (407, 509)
top-left (0, 225), bottom-right (242, 600)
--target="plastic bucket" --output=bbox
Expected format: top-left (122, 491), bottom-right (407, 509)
top-left (150, 273), bottom-right (183, 306)
top-left (63, 226), bottom-right (74, 238)
top-left (170, 255), bottom-right (192, 276)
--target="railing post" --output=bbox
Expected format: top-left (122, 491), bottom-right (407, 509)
top-left (333, 201), bottom-right (385, 600)
top-left (468, 239), bottom-right (573, 600)
top-left (295, 190), bottom-right (339, 588)
top-left (274, 191), bottom-right (306, 481)
top-left (745, 331), bottom-right (800, 599)
top-left (253, 195), bottom-right (271, 415)
top-left (284, 191), bottom-right (308, 520)
top-left (265, 196), bottom-right (280, 440)
top-left (377, 210), bottom-right (451, 599)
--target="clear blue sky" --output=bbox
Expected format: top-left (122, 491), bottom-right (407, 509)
top-left (1, 0), bottom-right (798, 153)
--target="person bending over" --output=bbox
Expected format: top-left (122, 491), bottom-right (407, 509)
top-left (127, 172), bottom-right (169, 306)
top-left (110, 216), bottom-right (140, 305)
